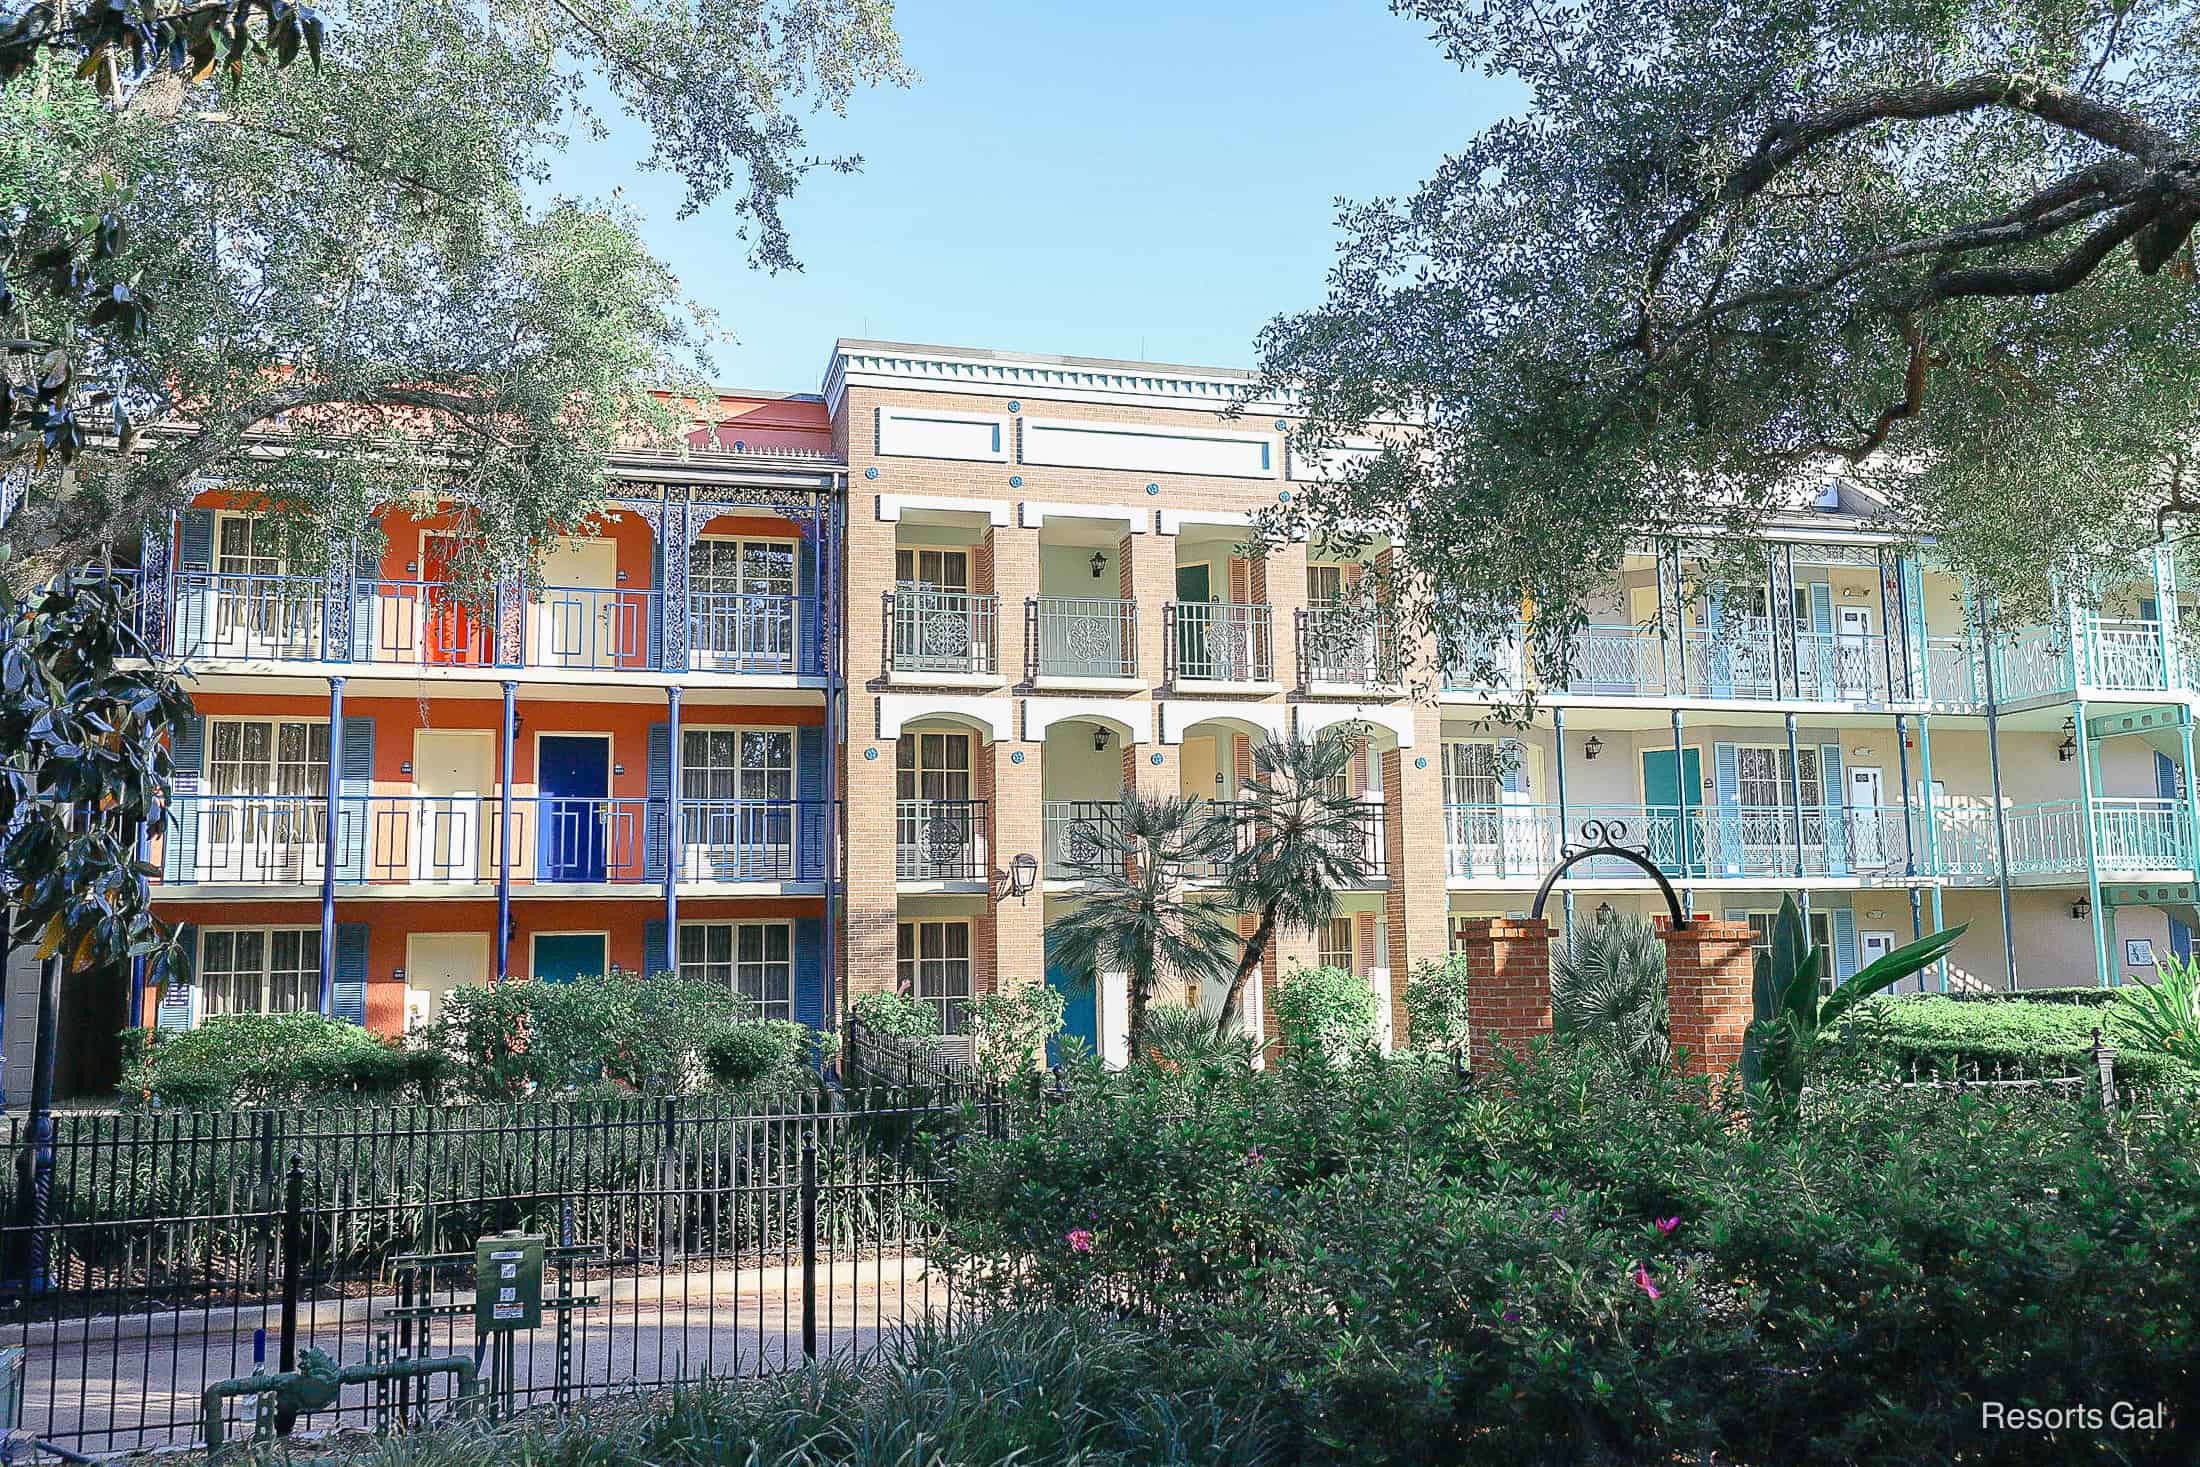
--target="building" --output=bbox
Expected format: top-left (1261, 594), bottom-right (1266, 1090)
top-left (123, 339), bottom-right (2200, 1057)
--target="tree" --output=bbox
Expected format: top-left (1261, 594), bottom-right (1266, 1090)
top-left (1214, 727), bottom-right (1379, 1033)
top-left (1045, 792), bottom-right (1242, 1062)
top-left (1550, 913), bottom-right (1670, 1072)
top-left (1256, 0), bottom-right (2200, 684)
top-left (1, 0), bottom-right (907, 584)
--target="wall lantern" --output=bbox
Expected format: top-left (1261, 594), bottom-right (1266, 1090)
top-left (1089, 551), bottom-right (1108, 580)
top-left (1594, 900), bottom-right (1615, 924)
top-left (1092, 725), bottom-right (1110, 753)
top-left (2058, 735), bottom-right (2077, 762)
top-left (1583, 735), bottom-right (1603, 762)
top-left (1007, 852), bottom-right (1039, 903)
top-left (2072, 896), bottom-right (2092, 921)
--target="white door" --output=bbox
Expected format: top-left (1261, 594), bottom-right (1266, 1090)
top-left (404, 932), bottom-right (489, 1033)
top-left (412, 730), bottom-right (495, 881)
top-left (534, 537), bottom-right (621, 668)
top-left (1848, 766), bottom-right (1886, 867)
top-left (1837, 605), bottom-right (1875, 697)
top-left (1860, 930), bottom-right (1908, 990)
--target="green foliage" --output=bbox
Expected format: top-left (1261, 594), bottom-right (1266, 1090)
top-left (1836, 991), bottom-right (2196, 1085)
top-left (1402, 952), bottom-right (1471, 1050)
top-left (2115, 952), bottom-right (2200, 1068)
top-left (946, 1048), bottom-right (2200, 1466)
top-left (850, 988), bottom-right (939, 1041)
top-left (698, 1021), bottom-right (800, 1092)
top-left (0, 559), bottom-right (193, 994)
top-left (1740, 896), bottom-right (1963, 1097)
top-left (426, 969), bottom-right (747, 1100)
top-left (1550, 913), bottom-right (1668, 1070)
top-left (971, 983), bottom-right (1066, 1085)
top-left (119, 1012), bottom-right (443, 1108)
top-left (1136, 1004), bottom-right (1261, 1074)
top-left (1941, 986), bottom-right (2125, 1007)
top-left (1272, 964), bottom-right (1377, 1062)
top-left (1255, 1), bottom-right (2200, 678)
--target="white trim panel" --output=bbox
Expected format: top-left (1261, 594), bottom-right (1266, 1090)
top-left (1019, 417), bottom-right (1279, 480)
top-left (1017, 500), bottom-right (1148, 533)
top-left (1021, 697), bottom-right (1154, 743)
top-left (1297, 703), bottom-right (1415, 748)
top-left (875, 492), bottom-right (1011, 527)
top-left (1157, 699), bottom-right (1289, 744)
top-left (875, 406), bottom-right (1010, 464)
top-left (876, 693), bottom-right (1011, 743)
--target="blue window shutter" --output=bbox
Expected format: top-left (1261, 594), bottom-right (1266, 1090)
top-left (179, 510), bottom-right (214, 569)
top-left (166, 713), bottom-right (205, 883)
top-left (177, 510), bottom-right (216, 654)
top-left (644, 723), bottom-right (670, 881)
top-left (333, 922), bottom-right (369, 1025)
top-left (648, 535), bottom-right (666, 671)
top-left (1498, 738), bottom-right (1528, 795)
top-left (643, 918), bottom-right (670, 978)
top-left (337, 715), bottom-right (374, 882)
top-left (2157, 751), bottom-right (2180, 801)
top-left (1712, 742), bottom-right (1741, 874)
top-left (797, 534), bottom-right (820, 673)
top-left (1808, 581), bottom-right (1834, 633)
top-left (796, 725), bottom-right (826, 880)
top-left (1830, 907), bottom-right (1859, 983)
top-left (156, 924), bottom-right (198, 1030)
top-left (350, 542), bottom-right (374, 661)
top-left (1820, 743), bottom-right (1846, 877)
top-left (793, 917), bottom-right (825, 1030)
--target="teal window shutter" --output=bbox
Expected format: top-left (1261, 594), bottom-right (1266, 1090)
top-left (1820, 743), bottom-right (1846, 876)
top-left (1712, 742), bottom-right (1741, 874)
top-left (1830, 907), bottom-right (1859, 983)
top-left (156, 924), bottom-right (198, 1030)
top-left (333, 922), bottom-right (369, 1025)
top-left (337, 715), bottom-right (375, 882)
top-left (166, 713), bottom-right (205, 883)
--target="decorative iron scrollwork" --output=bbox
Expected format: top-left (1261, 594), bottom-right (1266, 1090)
top-left (1531, 818), bottom-right (1689, 928)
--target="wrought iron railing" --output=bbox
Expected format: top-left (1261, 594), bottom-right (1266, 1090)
top-left (688, 590), bottom-right (806, 673)
top-left (887, 586), bottom-right (997, 676)
top-left (2080, 616), bottom-right (2167, 690)
top-left (354, 578), bottom-right (500, 664)
top-left (1790, 629), bottom-right (1893, 704)
top-left (1301, 605), bottom-right (1403, 686)
top-left (1042, 799), bottom-right (1123, 879)
top-left (168, 571), bottom-right (329, 661)
top-left (678, 798), bottom-right (830, 881)
top-left (1165, 601), bottom-right (1273, 683)
top-left (1679, 624), bottom-right (1779, 698)
top-left (895, 798), bottom-right (988, 880)
top-left (1442, 801), bottom-right (1923, 882)
top-left (1920, 636), bottom-right (1982, 705)
top-left (1548, 625), bottom-right (1667, 696)
top-left (1031, 596), bottom-right (1137, 679)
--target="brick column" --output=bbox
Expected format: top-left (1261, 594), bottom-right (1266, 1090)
top-left (1383, 705), bottom-right (1451, 1045)
top-left (987, 523), bottom-right (1040, 686)
top-left (1123, 739), bottom-right (1179, 799)
top-left (1252, 541), bottom-right (1308, 688)
top-left (1456, 918), bottom-right (1554, 1070)
top-left (1125, 530), bottom-right (1175, 686)
top-left (844, 702), bottom-right (900, 999)
top-left (989, 734), bottom-right (1045, 991)
top-left (1659, 918), bottom-right (1756, 1076)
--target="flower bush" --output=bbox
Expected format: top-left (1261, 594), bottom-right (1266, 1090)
top-left (1272, 963), bottom-right (1377, 1061)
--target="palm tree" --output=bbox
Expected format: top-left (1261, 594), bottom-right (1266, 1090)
top-left (1550, 912), bottom-right (1670, 1071)
top-left (1214, 726), bottom-right (1381, 1033)
top-left (1045, 791), bottom-right (1242, 1060)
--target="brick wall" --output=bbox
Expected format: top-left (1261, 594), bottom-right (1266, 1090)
top-left (1455, 918), bottom-right (1554, 1070)
top-left (1659, 918), bottom-right (1756, 1076)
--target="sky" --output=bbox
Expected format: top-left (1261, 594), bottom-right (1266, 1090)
top-left (551, 2), bottom-right (1517, 396)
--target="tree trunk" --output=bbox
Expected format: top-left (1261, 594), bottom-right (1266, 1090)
top-left (1217, 903), bottom-right (1280, 1039)
top-left (1126, 972), bottom-right (1152, 1066)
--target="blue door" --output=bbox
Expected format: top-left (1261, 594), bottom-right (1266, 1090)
top-left (1046, 960), bottom-right (1098, 1067)
top-left (540, 734), bottom-right (609, 882)
top-left (533, 932), bottom-right (606, 984)
top-left (1641, 748), bottom-right (1706, 877)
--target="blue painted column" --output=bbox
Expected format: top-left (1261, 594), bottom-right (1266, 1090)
top-left (2180, 710), bottom-right (2200, 899)
top-left (2072, 700), bottom-right (2110, 986)
top-left (1552, 706), bottom-right (1574, 938)
top-left (1895, 713), bottom-right (1922, 942)
top-left (1671, 708), bottom-right (1693, 918)
top-left (497, 680), bottom-right (516, 982)
top-left (665, 685), bottom-right (682, 975)
top-left (319, 677), bottom-right (345, 1016)
top-left (1784, 712), bottom-right (1809, 927)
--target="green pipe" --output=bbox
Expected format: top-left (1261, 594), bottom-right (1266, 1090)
top-left (204, 1352), bottom-right (478, 1458)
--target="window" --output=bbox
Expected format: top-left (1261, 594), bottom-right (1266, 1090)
top-left (209, 718), bottom-right (329, 798)
top-left (215, 514), bottom-right (292, 580)
top-left (1306, 564), bottom-right (1346, 606)
top-left (1743, 910), bottom-right (1835, 972)
top-left (1319, 917), bottom-right (1357, 973)
top-left (1734, 746), bottom-right (1822, 809)
top-left (897, 921), bottom-right (973, 1034)
top-left (1443, 742), bottom-right (1501, 806)
top-left (213, 515), bottom-right (316, 650)
top-left (693, 538), bottom-right (796, 599)
top-left (198, 928), bottom-right (318, 1017)
top-left (205, 719), bottom-right (327, 876)
top-left (896, 732), bottom-right (972, 803)
top-left (692, 538), bottom-right (799, 664)
top-left (682, 728), bottom-right (792, 803)
top-left (894, 548), bottom-right (969, 591)
top-left (679, 921), bottom-right (793, 1020)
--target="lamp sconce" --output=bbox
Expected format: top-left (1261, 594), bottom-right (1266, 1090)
top-left (1594, 900), bottom-right (1615, 924)
top-left (1583, 735), bottom-right (1603, 762)
top-left (1089, 551), bottom-right (1108, 579)
top-left (1092, 725), bottom-right (1110, 753)
top-left (2058, 736), bottom-right (2077, 762)
top-left (2072, 896), bottom-right (2092, 921)
top-left (1007, 852), bottom-right (1039, 904)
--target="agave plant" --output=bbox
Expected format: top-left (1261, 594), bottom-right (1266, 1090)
top-left (1551, 913), bottom-right (1669, 1070)
top-left (1739, 895), bottom-right (1966, 1098)
top-left (2116, 953), bottom-right (2200, 1068)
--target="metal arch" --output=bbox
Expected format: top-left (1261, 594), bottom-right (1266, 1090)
top-left (1528, 817), bottom-right (1691, 928)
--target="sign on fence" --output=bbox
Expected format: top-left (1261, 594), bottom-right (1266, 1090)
top-left (474, 1235), bottom-right (544, 1333)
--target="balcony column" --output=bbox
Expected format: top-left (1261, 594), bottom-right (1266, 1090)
top-left (1670, 708), bottom-right (1693, 918)
top-left (497, 679), bottom-right (516, 982)
top-left (1663, 542), bottom-right (1687, 695)
top-left (1551, 707), bottom-right (1574, 938)
top-left (989, 734), bottom-right (1045, 997)
top-left (318, 676), bottom-right (344, 1017)
top-left (2156, 546), bottom-right (2180, 691)
top-left (1894, 713), bottom-right (1921, 943)
top-left (1972, 598), bottom-right (2019, 988)
top-left (1784, 713), bottom-right (1808, 924)
top-left (1782, 543), bottom-right (1804, 698)
top-left (1876, 547), bottom-right (1900, 703)
top-left (1916, 712), bottom-right (1952, 990)
top-left (1765, 548), bottom-right (1785, 699)
top-left (988, 520), bottom-right (1040, 684)
top-left (664, 686), bottom-right (681, 974)
top-left (2072, 701), bottom-right (2110, 986)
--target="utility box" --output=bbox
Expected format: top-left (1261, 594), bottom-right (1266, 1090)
top-left (473, 1234), bottom-right (544, 1333)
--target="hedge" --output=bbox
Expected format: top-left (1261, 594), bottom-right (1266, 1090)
top-left (1834, 994), bottom-right (2200, 1086)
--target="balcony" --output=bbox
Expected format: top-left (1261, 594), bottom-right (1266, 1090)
top-left (887, 587), bottom-right (998, 680)
top-left (1961, 798), bottom-right (2190, 879)
top-left (1990, 618), bottom-right (2172, 702)
top-left (1300, 605), bottom-right (1403, 689)
top-left (1443, 802), bottom-right (1921, 882)
top-left (1160, 798), bottom-right (1387, 882)
top-left (1165, 602), bottom-right (1274, 685)
top-left (1463, 619), bottom-right (1953, 707)
top-left (1029, 597), bottom-right (1137, 682)
top-left (1043, 799), bottom-right (1122, 879)
top-left (896, 798), bottom-right (988, 881)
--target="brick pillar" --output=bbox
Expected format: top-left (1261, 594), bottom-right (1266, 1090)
top-left (989, 734), bottom-right (1045, 991)
top-left (1126, 530), bottom-right (1175, 685)
top-left (988, 523), bottom-right (1039, 686)
top-left (1382, 706), bottom-right (1450, 1046)
top-left (1253, 540), bottom-right (1309, 688)
top-left (1659, 918), bottom-right (1756, 1076)
top-left (1123, 739), bottom-right (1179, 799)
top-left (845, 702), bottom-right (900, 999)
top-left (1456, 918), bottom-right (1554, 1070)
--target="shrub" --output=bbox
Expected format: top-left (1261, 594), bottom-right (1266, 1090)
top-left (1138, 1004), bottom-right (1260, 1072)
top-left (971, 983), bottom-right (1066, 1083)
top-left (1549, 913), bottom-right (1668, 1069)
top-left (1401, 952), bottom-right (1470, 1050)
top-left (1833, 992), bottom-right (2198, 1084)
top-left (699, 1022), bottom-right (796, 1090)
top-left (427, 969), bottom-right (751, 1100)
top-left (119, 1012), bottom-right (444, 1108)
top-left (1272, 964), bottom-right (1377, 1061)
top-left (1943, 985), bottom-right (2123, 1006)
top-left (851, 988), bottom-right (939, 1039)
top-left (2114, 953), bottom-right (2200, 1068)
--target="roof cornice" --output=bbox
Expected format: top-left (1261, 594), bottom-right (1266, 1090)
top-left (823, 338), bottom-right (1301, 418)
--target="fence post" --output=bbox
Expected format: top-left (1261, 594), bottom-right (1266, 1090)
top-left (655, 1095), bottom-right (681, 1263)
top-left (2092, 1028), bottom-right (2116, 1113)
top-left (800, 1128), bottom-right (817, 1363)
top-left (276, 1154), bottom-right (305, 1436)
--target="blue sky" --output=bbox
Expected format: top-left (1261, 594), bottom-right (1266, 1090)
top-left (555, 2), bottom-right (1516, 394)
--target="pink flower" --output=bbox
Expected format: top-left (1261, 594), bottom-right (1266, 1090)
top-left (1066, 1229), bottom-right (1094, 1254)
top-left (1549, 1207), bottom-right (1566, 1223)
top-left (1634, 1263), bottom-right (1661, 1301)
top-left (1655, 1215), bottom-right (1681, 1236)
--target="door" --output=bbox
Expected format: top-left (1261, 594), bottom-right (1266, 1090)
top-left (1640, 747), bottom-right (1705, 876)
top-left (538, 734), bottom-right (610, 882)
top-left (209, 514), bottom-right (316, 658)
top-left (1848, 766), bottom-right (1886, 867)
top-left (413, 730), bottom-right (494, 881)
top-left (420, 533), bottom-right (483, 665)
top-left (683, 728), bottom-right (793, 879)
top-left (206, 718), bottom-right (329, 883)
top-left (1045, 959), bottom-right (1099, 1067)
top-left (1180, 735), bottom-right (1222, 800)
top-left (531, 932), bottom-right (606, 985)
top-left (1860, 930), bottom-right (1910, 991)
top-left (535, 538), bottom-right (621, 669)
top-left (404, 932), bottom-right (488, 1032)
top-left (1173, 562), bottom-right (1215, 677)
top-left (1837, 605), bottom-right (1875, 698)
top-left (692, 538), bottom-right (797, 670)
top-left (894, 548), bottom-right (974, 671)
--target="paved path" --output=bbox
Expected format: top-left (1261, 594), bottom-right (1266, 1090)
top-left (13, 1259), bottom-right (947, 1455)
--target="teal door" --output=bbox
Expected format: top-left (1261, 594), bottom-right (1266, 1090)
top-left (532, 932), bottom-right (606, 984)
top-left (1640, 748), bottom-right (1705, 876)
top-left (1045, 960), bottom-right (1098, 1066)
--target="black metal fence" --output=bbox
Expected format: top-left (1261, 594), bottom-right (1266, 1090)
top-left (0, 1087), bottom-right (986, 1454)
